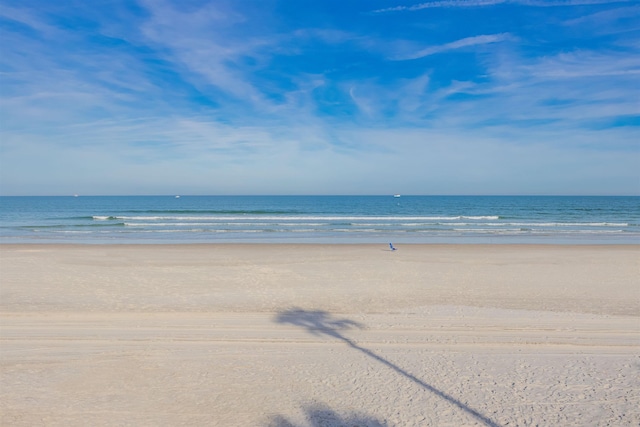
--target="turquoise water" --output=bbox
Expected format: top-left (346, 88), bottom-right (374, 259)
top-left (0, 195), bottom-right (638, 244)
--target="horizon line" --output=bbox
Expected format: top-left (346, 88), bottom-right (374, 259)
top-left (1, 194), bottom-right (638, 198)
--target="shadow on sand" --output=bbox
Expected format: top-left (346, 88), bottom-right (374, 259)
top-left (267, 404), bottom-right (388, 427)
top-left (275, 308), bottom-right (502, 427)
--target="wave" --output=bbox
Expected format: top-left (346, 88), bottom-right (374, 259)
top-left (99, 215), bottom-right (502, 221)
top-left (23, 222), bottom-right (126, 229)
top-left (139, 228), bottom-right (629, 234)
top-left (498, 222), bottom-right (629, 227)
top-left (37, 228), bottom-right (635, 237)
top-left (446, 222), bottom-right (629, 227)
top-left (123, 222), bottom-right (328, 227)
top-left (122, 209), bottom-right (302, 215)
top-left (115, 220), bottom-right (630, 229)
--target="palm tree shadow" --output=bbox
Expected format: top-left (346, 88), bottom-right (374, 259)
top-left (267, 404), bottom-right (388, 427)
top-left (275, 308), bottom-right (502, 427)
top-left (276, 309), bottom-right (364, 340)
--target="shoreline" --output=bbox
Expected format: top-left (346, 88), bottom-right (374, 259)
top-left (3, 242), bottom-right (639, 246)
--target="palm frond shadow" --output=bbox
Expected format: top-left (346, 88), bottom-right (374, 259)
top-left (267, 404), bottom-right (388, 427)
top-left (274, 308), bottom-right (502, 427)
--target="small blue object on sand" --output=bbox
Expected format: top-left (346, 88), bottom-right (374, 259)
top-left (389, 243), bottom-right (397, 251)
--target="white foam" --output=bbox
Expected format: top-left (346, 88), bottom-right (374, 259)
top-left (113, 215), bottom-right (501, 221)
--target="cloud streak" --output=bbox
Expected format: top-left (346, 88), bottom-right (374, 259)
top-left (373, 0), bottom-right (633, 13)
top-left (393, 34), bottom-right (511, 60)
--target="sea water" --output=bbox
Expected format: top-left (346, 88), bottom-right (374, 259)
top-left (0, 195), bottom-right (638, 244)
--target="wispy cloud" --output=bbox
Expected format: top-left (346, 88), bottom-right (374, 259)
top-left (373, 0), bottom-right (633, 13)
top-left (0, 3), bottom-right (58, 34)
top-left (138, 0), bottom-right (268, 105)
top-left (373, 0), bottom-right (507, 12)
top-left (563, 5), bottom-right (640, 35)
top-left (393, 34), bottom-right (511, 60)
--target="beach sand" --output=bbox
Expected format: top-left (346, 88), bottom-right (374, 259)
top-left (1, 244), bottom-right (638, 426)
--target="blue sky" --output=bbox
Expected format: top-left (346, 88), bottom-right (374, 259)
top-left (1, 0), bottom-right (638, 195)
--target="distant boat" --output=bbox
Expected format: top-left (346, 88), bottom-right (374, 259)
top-left (175, 195), bottom-right (180, 198)
top-left (393, 194), bottom-right (401, 198)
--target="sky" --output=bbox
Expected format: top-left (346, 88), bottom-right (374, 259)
top-left (0, 0), bottom-right (638, 196)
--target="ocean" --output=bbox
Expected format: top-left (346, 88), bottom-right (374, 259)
top-left (0, 195), bottom-right (638, 244)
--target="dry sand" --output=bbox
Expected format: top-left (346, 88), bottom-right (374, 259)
top-left (1, 244), bottom-right (638, 426)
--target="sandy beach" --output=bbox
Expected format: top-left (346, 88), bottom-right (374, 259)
top-left (1, 244), bottom-right (638, 426)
